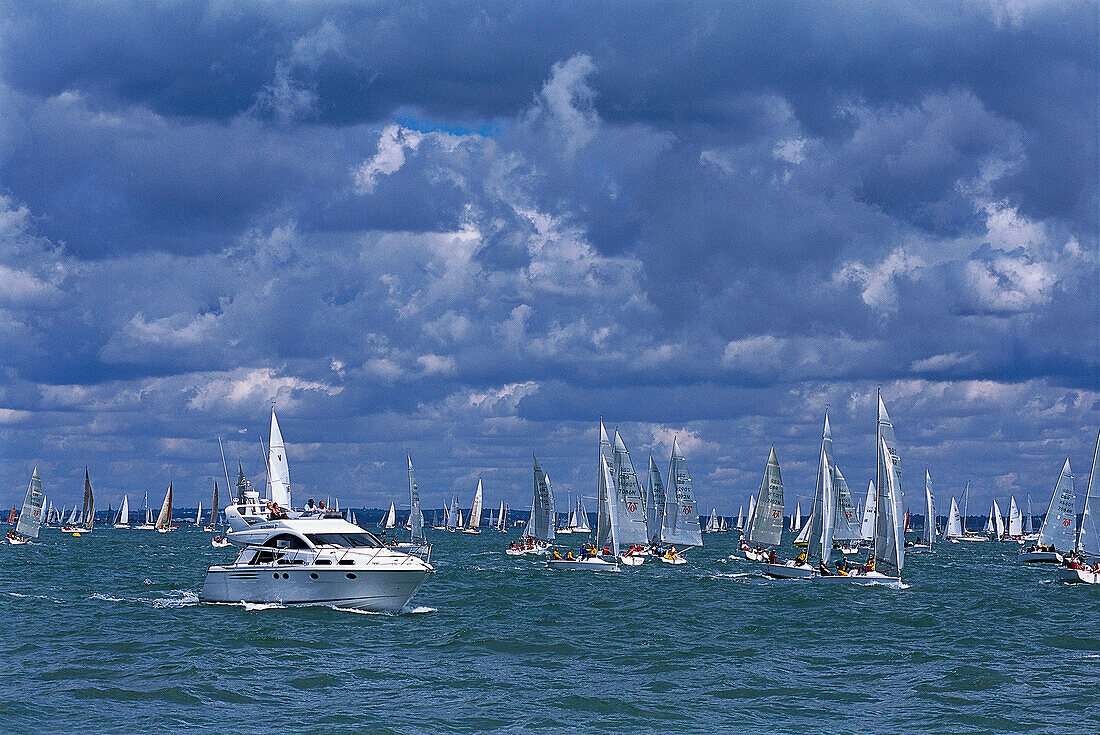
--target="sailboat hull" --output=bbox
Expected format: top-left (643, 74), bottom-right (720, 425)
top-left (1058, 566), bottom-right (1100, 584)
top-left (200, 566), bottom-right (430, 613)
top-left (619, 554), bottom-right (646, 566)
top-left (761, 562), bottom-right (813, 579)
top-left (815, 571), bottom-right (901, 585)
top-left (1017, 550), bottom-right (1062, 563)
top-left (547, 557), bottom-right (618, 571)
top-left (460, 528), bottom-right (481, 535)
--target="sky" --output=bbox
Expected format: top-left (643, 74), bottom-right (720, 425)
top-left (0, 0), bottom-right (1096, 517)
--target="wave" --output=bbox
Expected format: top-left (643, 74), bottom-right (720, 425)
top-left (152, 590), bottom-right (200, 608)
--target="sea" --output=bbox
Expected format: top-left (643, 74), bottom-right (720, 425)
top-left (2, 523), bottom-right (1098, 734)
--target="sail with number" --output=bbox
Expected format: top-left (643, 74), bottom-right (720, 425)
top-left (154, 482), bottom-right (173, 530)
top-left (747, 447), bottom-right (784, 547)
top-left (1076, 428), bottom-right (1100, 557)
top-left (1037, 459), bottom-right (1076, 552)
top-left (860, 480), bottom-right (876, 541)
top-left (467, 479), bottom-right (484, 530)
top-left (612, 431), bottom-right (649, 546)
top-left (81, 469), bottom-right (95, 530)
top-left (408, 457), bottom-right (424, 543)
top-left (15, 467), bottom-right (45, 539)
top-left (662, 438), bottom-right (702, 546)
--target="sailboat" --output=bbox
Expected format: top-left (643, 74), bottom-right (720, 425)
top-left (657, 437), bottom-right (702, 563)
top-left (202, 482), bottom-right (219, 532)
top-left (114, 495), bottom-right (130, 528)
top-left (982, 504), bottom-right (995, 535)
top-left (610, 430), bottom-right (650, 563)
top-left (379, 501), bottom-right (397, 531)
top-left (195, 500), bottom-right (203, 527)
top-left (735, 505), bottom-right (744, 530)
top-left (154, 482), bottom-right (173, 533)
top-left (408, 457), bottom-right (425, 545)
top-left (64, 469), bottom-right (95, 535)
top-left (789, 502), bottom-right (802, 533)
top-left (1018, 458), bottom-right (1076, 563)
top-left (705, 508), bottom-right (721, 534)
top-left (954, 481), bottom-right (989, 541)
top-left (992, 500), bottom-right (1007, 540)
top-left (570, 496), bottom-right (591, 534)
top-left (944, 496), bottom-right (964, 541)
top-left (548, 453), bottom-right (617, 570)
top-left (136, 490), bottom-right (155, 530)
top-left (908, 470), bottom-right (935, 551)
top-left (510, 454), bottom-right (554, 555)
top-left (1007, 496), bottom-right (1023, 539)
top-left (462, 479), bottom-right (484, 534)
top-left (735, 448), bottom-right (784, 562)
top-left (1022, 494), bottom-right (1038, 541)
top-left (7, 467), bottom-right (44, 544)
top-left (859, 480), bottom-right (876, 546)
top-left (742, 495), bottom-right (756, 540)
top-left (1059, 428), bottom-right (1100, 583)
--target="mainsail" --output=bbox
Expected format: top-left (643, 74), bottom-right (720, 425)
top-left (820, 443), bottom-right (836, 567)
top-left (874, 394), bottom-right (905, 573)
top-left (992, 500), bottom-right (1006, 538)
top-left (1077, 428), bottom-right (1100, 557)
top-left (945, 497), bottom-right (963, 538)
top-left (154, 482), bottom-right (173, 530)
top-left (195, 500), bottom-right (202, 525)
top-left (923, 471), bottom-right (936, 546)
top-left (267, 409), bottom-right (292, 509)
top-left (747, 447), bottom-right (784, 547)
top-left (1008, 496), bottom-right (1022, 537)
top-left (1037, 459), bottom-right (1076, 552)
top-left (15, 467), bottom-right (44, 539)
top-left (744, 495), bottom-right (757, 538)
top-left (209, 483), bottom-right (219, 526)
top-left (117, 495), bottom-right (130, 526)
top-left (612, 431), bottom-right (649, 546)
top-left (530, 455), bottom-right (555, 542)
top-left (408, 456), bottom-right (424, 543)
top-left (595, 453), bottom-right (619, 553)
top-left (860, 480), bottom-right (876, 541)
top-left (662, 437), bottom-right (702, 546)
top-left (383, 502), bottom-right (397, 529)
top-left (1024, 495), bottom-right (1034, 534)
top-left (735, 505), bottom-right (744, 530)
top-left (646, 456), bottom-right (666, 544)
top-left (468, 479), bottom-right (484, 530)
top-left (81, 469), bottom-right (95, 530)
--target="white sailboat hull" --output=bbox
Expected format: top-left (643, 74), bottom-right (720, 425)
top-left (619, 553), bottom-right (646, 566)
top-left (200, 565), bottom-right (430, 613)
top-left (547, 557), bottom-right (618, 571)
top-left (460, 528), bottom-right (481, 535)
top-left (762, 562), bottom-right (814, 579)
top-left (6, 536), bottom-right (29, 545)
top-left (815, 571), bottom-right (901, 585)
top-left (949, 535), bottom-right (989, 543)
top-left (1017, 550), bottom-right (1063, 563)
top-left (1058, 566), bottom-right (1100, 584)
top-left (658, 555), bottom-right (686, 565)
top-left (730, 548), bottom-right (767, 562)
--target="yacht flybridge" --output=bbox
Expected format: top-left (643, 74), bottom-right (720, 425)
top-left (199, 409), bottom-right (433, 613)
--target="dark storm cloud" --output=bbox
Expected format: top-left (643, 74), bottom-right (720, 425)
top-left (0, 1), bottom-right (1095, 511)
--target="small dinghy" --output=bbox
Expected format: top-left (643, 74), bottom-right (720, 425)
top-left (211, 535), bottom-right (230, 548)
top-left (658, 552), bottom-right (686, 565)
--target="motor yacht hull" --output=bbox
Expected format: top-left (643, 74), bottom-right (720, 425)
top-left (200, 565), bottom-right (430, 613)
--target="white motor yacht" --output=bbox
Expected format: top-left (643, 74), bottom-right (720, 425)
top-left (200, 495), bottom-right (432, 613)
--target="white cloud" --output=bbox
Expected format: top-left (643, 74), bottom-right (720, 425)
top-left (0, 264), bottom-right (60, 305)
top-left (526, 53), bottom-right (599, 161)
top-left (835, 247), bottom-right (924, 310)
top-left (353, 124), bottom-right (424, 194)
top-left (964, 253), bottom-right (1055, 314)
top-left (417, 353), bottom-right (456, 376)
top-left (187, 368), bottom-right (341, 411)
top-left (910, 352), bottom-right (979, 373)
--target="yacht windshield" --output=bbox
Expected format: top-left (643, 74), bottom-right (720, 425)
top-left (306, 532), bottom-right (383, 548)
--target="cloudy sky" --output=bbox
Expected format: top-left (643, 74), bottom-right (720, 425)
top-left (0, 1), bottom-right (1096, 517)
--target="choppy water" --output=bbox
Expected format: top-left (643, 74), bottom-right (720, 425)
top-left (2, 524), bottom-right (1098, 734)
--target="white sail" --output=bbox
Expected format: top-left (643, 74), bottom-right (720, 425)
top-left (876, 434), bottom-right (905, 573)
top-left (408, 456), bottom-right (424, 543)
top-left (923, 471), bottom-right (936, 546)
top-left (945, 496), bottom-right (963, 538)
top-left (860, 480), bottom-right (876, 541)
top-left (383, 501), bottom-right (396, 529)
top-left (154, 483), bottom-right (173, 530)
top-left (794, 511), bottom-right (813, 545)
top-left (267, 409), bottom-right (292, 509)
top-left (15, 467), bottom-right (45, 539)
top-left (1037, 458), bottom-right (1076, 552)
top-left (662, 437), bottom-right (702, 546)
top-left (117, 495), bottom-right (129, 526)
top-left (961, 480), bottom-right (972, 534)
top-left (467, 479), bottom-right (484, 529)
top-left (195, 500), bottom-right (202, 525)
top-left (611, 431), bottom-right (649, 546)
top-left (67, 504), bottom-right (79, 525)
top-left (1008, 496), bottom-right (1022, 537)
top-left (1024, 494), bottom-right (1034, 534)
top-left (574, 496), bottom-right (590, 533)
top-left (735, 505), bottom-right (744, 530)
top-left (1077, 428), bottom-right (1100, 557)
top-left (992, 500), bottom-right (1006, 538)
top-left (791, 501), bottom-right (802, 532)
top-left (747, 447), bottom-right (784, 547)
top-left (707, 508), bottom-right (720, 533)
top-left (531, 455), bottom-right (555, 542)
top-left (596, 453), bottom-right (619, 553)
top-left (820, 442), bottom-right (836, 567)
top-left (645, 456), bottom-right (663, 542)
top-left (744, 495), bottom-right (757, 538)
top-left (983, 506), bottom-right (995, 534)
